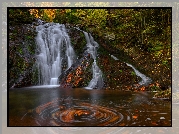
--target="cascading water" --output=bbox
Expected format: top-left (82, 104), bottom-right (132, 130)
top-left (87, 60), bottom-right (104, 89)
top-left (35, 22), bottom-right (75, 85)
top-left (126, 63), bottom-right (152, 86)
top-left (83, 32), bottom-right (104, 89)
top-left (110, 54), bottom-right (152, 86)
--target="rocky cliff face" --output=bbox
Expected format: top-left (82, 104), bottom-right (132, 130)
top-left (9, 20), bottom-right (148, 90)
top-left (9, 24), bottom-right (37, 88)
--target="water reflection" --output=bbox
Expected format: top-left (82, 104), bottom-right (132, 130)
top-left (89, 89), bottom-right (103, 104)
top-left (9, 87), bottom-right (171, 126)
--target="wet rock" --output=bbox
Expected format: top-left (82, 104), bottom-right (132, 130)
top-left (59, 51), bottom-right (93, 88)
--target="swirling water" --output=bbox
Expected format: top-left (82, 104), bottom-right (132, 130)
top-left (9, 87), bottom-right (171, 127)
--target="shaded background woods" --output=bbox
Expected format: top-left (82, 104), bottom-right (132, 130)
top-left (8, 7), bottom-right (171, 93)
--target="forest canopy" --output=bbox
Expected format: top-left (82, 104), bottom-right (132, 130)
top-left (9, 8), bottom-right (171, 63)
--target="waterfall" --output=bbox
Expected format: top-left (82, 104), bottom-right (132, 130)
top-left (83, 32), bottom-right (104, 89)
top-left (126, 63), bottom-right (152, 86)
top-left (35, 22), bottom-right (75, 85)
top-left (110, 54), bottom-right (152, 86)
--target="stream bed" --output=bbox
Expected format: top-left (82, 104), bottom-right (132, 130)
top-left (9, 86), bottom-right (171, 126)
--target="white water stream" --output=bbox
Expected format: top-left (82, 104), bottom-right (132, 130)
top-left (83, 32), bottom-right (104, 89)
top-left (35, 23), bottom-right (75, 85)
top-left (126, 63), bottom-right (152, 86)
top-left (110, 54), bottom-right (152, 86)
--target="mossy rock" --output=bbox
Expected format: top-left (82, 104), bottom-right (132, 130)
top-left (9, 23), bottom-right (36, 88)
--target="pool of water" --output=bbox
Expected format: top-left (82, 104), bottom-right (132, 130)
top-left (8, 87), bottom-right (171, 126)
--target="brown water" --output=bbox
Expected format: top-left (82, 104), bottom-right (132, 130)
top-left (9, 86), bottom-right (171, 126)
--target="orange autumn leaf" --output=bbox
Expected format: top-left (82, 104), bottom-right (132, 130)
top-left (132, 115), bottom-right (138, 119)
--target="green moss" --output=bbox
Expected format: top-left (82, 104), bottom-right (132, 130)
top-left (131, 71), bottom-right (136, 76)
top-left (25, 35), bottom-right (33, 40)
top-left (154, 88), bottom-right (171, 99)
top-left (32, 66), bottom-right (39, 85)
top-left (19, 48), bottom-right (23, 55)
top-left (27, 45), bottom-right (35, 54)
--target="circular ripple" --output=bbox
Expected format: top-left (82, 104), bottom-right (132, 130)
top-left (28, 98), bottom-right (124, 126)
top-left (21, 96), bottom-right (171, 126)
